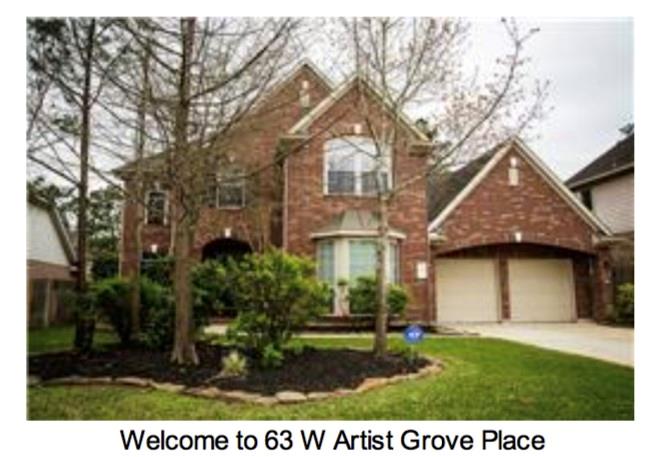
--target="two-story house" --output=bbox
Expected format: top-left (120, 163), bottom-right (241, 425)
top-left (118, 61), bottom-right (616, 325)
top-left (566, 130), bottom-right (634, 285)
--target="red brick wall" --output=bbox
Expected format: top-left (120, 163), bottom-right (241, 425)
top-left (284, 84), bottom-right (431, 320)
top-left (120, 65), bottom-right (332, 272)
top-left (435, 144), bottom-right (598, 255)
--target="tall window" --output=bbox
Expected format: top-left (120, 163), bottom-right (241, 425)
top-left (348, 239), bottom-right (399, 283)
top-left (145, 190), bottom-right (167, 225)
top-left (325, 137), bottom-right (392, 196)
top-left (317, 241), bottom-right (335, 283)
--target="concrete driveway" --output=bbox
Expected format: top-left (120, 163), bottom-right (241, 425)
top-left (448, 322), bottom-right (634, 367)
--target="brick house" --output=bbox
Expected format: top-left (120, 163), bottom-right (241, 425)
top-left (118, 61), bottom-right (616, 325)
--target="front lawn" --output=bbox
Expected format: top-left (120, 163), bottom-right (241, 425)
top-left (27, 327), bottom-right (634, 420)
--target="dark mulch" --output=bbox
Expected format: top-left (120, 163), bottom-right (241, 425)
top-left (28, 343), bottom-right (430, 395)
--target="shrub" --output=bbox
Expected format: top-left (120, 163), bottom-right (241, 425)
top-left (141, 255), bottom-right (174, 286)
top-left (220, 350), bottom-right (248, 378)
top-left (260, 343), bottom-right (284, 369)
top-left (91, 253), bottom-right (119, 281)
top-left (613, 282), bottom-right (634, 325)
top-left (91, 277), bottom-right (133, 345)
top-left (139, 278), bottom-right (175, 350)
top-left (348, 276), bottom-right (409, 315)
top-left (191, 260), bottom-right (231, 317)
top-left (225, 249), bottom-right (329, 361)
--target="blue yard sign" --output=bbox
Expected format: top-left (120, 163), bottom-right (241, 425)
top-left (403, 324), bottom-right (424, 344)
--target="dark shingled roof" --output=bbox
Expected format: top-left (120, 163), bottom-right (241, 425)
top-left (427, 150), bottom-right (496, 223)
top-left (565, 133), bottom-right (634, 189)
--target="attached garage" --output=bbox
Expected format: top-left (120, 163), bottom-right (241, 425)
top-left (435, 258), bottom-right (500, 323)
top-left (508, 259), bottom-right (576, 322)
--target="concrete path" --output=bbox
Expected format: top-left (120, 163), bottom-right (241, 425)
top-left (449, 322), bottom-right (634, 367)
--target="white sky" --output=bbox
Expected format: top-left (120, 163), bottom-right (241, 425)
top-left (468, 18), bottom-right (633, 179)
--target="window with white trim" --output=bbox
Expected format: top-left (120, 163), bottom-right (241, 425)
top-left (324, 137), bottom-right (392, 196)
top-left (145, 190), bottom-right (167, 225)
top-left (217, 178), bottom-right (245, 208)
top-left (316, 241), bottom-right (335, 283)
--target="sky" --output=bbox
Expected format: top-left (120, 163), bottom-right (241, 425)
top-left (468, 18), bottom-right (633, 179)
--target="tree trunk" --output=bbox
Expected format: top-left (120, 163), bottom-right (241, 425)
top-left (129, 28), bottom-right (151, 340)
top-left (170, 17), bottom-right (198, 365)
top-left (73, 19), bottom-right (96, 352)
top-left (373, 196), bottom-right (390, 357)
top-left (170, 217), bottom-right (199, 364)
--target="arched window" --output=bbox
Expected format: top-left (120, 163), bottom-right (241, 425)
top-left (324, 136), bottom-right (392, 196)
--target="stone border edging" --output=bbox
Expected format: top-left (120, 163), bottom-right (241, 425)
top-left (28, 358), bottom-right (443, 405)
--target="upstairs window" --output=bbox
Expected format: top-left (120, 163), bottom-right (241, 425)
top-left (145, 190), bottom-right (167, 225)
top-left (217, 178), bottom-right (245, 208)
top-left (324, 137), bottom-right (392, 196)
top-left (205, 170), bottom-right (246, 209)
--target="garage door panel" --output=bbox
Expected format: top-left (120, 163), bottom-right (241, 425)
top-left (436, 259), bottom-right (499, 323)
top-left (509, 259), bottom-right (575, 322)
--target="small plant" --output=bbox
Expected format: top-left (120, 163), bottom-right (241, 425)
top-left (261, 343), bottom-right (284, 369)
top-left (348, 276), bottom-right (409, 315)
top-left (220, 350), bottom-right (248, 378)
top-left (397, 346), bottom-right (420, 365)
top-left (613, 282), bottom-right (634, 325)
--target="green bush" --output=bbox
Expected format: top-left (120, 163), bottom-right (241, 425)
top-left (91, 274), bottom-right (215, 350)
top-left (225, 249), bottom-right (329, 361)
top-left (141, 255), bottom-right (174, 286)
top-left (191, 260), bottom-right (232, 316)
top-left (613, 283), bottom-right (634, 325)
top-left (91, 253), bottom-right (119, 281)
top-left (91, 277), bottom-right (133, 345)
top-left (348, 276), bottom-right (409, 315)
top-left (62, 289), bottom-right (97, 353)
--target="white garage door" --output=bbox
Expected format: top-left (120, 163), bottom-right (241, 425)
top-left (508, 259), bottom-right (575, 322)
top-left (436, 259), bottom-right (499, 323)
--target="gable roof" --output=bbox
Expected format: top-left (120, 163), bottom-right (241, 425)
top-left (287, 74), bottom-right (430, 142)
top-left (427, 137), bottom-right (612, 235)
top-left (566, 133), bottom-right (634, 189)
top-left (28, 192), bottom-right (77, 264)
top-left (427, 150), bottom-right (496, 224)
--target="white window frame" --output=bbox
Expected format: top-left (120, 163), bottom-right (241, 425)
top-left (215, 177), bottom-right (246, 209)
top-left (323, 136), bottom-right (393, 196)
top-left (145, 189), bottom-right (168, 226)
top-left (316, 236), bottom-right (400, 315)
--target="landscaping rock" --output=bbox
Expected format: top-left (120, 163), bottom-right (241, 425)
top-left (307, 391), bottom-right (332, 401)
top-left (254, 396), bottom-right (278, 406)
top-left (275, 391), bottom-right (307, 403)
top-left (150, 381), bottom-right (185, 393)
top-left (220, 390), bottom-right (262, 403)
top-left (115, 376), bottom-right (150, 387)
top-left (187, 386), bottom-right (222, 398)
top-left (357, 377), bottom-right (388, 392)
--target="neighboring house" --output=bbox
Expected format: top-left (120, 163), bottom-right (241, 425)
top-left (118, 61), bottom-right (616, 325)
top-left (566, 132), bottom-right (634, 236)
top-left (565, 132), bottom-right (634, 285)
top-left (27, 192), bottom-right (76, 327)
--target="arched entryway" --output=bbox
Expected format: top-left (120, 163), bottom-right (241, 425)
top-left (201, 238), bottom-right (252, 263)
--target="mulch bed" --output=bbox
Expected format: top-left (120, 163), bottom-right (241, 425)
top-left (28, 343), bottom-right (430, 395)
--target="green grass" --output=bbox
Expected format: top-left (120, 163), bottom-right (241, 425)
top-left (28, 325), bottom-right (118, 354)
top-left (27, 328), bottom-right (634, 420)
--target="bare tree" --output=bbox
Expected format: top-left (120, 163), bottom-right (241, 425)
top-left (117, 17), bottom-right (299, 364)
top-left (326, 17), bottom-right (548, 356)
